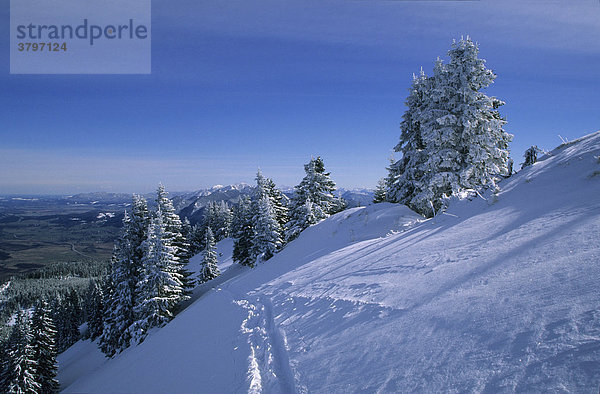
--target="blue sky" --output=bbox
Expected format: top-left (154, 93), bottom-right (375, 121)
top-left (1, 0), bottom-right (599, 194)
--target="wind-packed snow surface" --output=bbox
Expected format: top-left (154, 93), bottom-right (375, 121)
top-left (59, 132), bottom-right (600, 393)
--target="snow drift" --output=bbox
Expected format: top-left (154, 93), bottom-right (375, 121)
top-left (59, 132), bottom-right (600, 393)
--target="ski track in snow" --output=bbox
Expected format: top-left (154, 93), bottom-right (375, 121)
top-left (233, 293), bottom-right (299, 394)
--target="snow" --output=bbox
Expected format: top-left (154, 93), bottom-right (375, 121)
top-left (58, 340), bottom-right (107, 390)
top-left (96, 212), bottom-right (115, 219)
top-left (0, 281), bottom-right (10, 297)
top-left (59, 131), bottom-right (600, 392)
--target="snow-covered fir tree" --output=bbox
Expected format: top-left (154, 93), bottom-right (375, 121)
top-left (313, 157), bottom-right (344, 213)
top-left (100, 255), bottom-right (134, 356)
top-left (181, 217), bottom-right (193, 243)
top-left (265, 178), bottom-right (289, 229)
top-left (521, 145), bottom-right (543, 169)
top-left (0, 336), bottom-right (7, 391)
top-left (286, 198), bottom-right (318, 240)
top-left (214, 201), bottom-right (233, 240)
top-left (232, 195), bottom-right (255, 267)
top-left (100, 217), bottom-right (136, 355)
top-left (252, 192), bottom-right (284, 263)
top-left (55, 290), bottom-right (81, 353)
top-left (202, 201), bottom-right (233, 241)
top-left (3, 311), bottom-right (40, 394)
top-left (251, 171), bottom-right (285, 263)
top-left (387, 37), bottom-right (512, 217)
top-left (286, 157), bottom-right (340, 241)
top-left (187, 223), bottom-right (205, 256)
top-left (386, 69), bottom-right (430, 205)
top-left (31, 301), bottom-right (59, 394)
top-left (132, 211), bottom-right (186, 342)
top-left (155, 184), bottom-right (194, 296)
top-left (129, 194), bottom-right (151, 270)
top-left (198, 227), bottom-right (220, 283)
top-left (98, 261), bottom-right (119, 356)
top-left (85, 281), bottom-right (104, 341)
top-left (373, 178), bottom-right (387, 203)
top-left (99, 195), bottom-right (150, 356)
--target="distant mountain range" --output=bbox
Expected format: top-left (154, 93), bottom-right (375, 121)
top-left (171, 184), bottom-right (254, 224)
top-left (38, 185), bottom-right (374, 225)
top-left (172, 184), bottom-right (375, 224)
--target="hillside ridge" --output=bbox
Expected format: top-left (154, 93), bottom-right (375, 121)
top-left (59, 131), bottom-right (600, 393)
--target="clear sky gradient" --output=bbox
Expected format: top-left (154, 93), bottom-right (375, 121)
top-left (1, 0), bottom-right (599, 194)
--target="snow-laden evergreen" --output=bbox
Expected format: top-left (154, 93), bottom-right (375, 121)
top-left (31, 301), bottom-right (59, 394)
top-left (85, 281), bottom-right (104, 341)
top-left (99, 201), bottom-right (144, 355)
top-left (203, 201), bottom-right (233, 241)
top-left (521, 145), bottom-right (543, 169)
top-left (100, 245), bottom-right (134, 355)
top-left (373, 178), bottom-right (387, 203)
top-left (387, 37), bottom-right (512, 217)
top-left (286, 157), bottom-right (340, 241)
top-left (230, 171), bottom-right (287, 267)
top-left (232, 195), bottom-right (255, 267)
top-left (186, 223), bottom-right (205, 256)
top-left (252, 193), bottom-right (283, 263)
top-left (54, 290), bottom-right (81, 353)
top-left (97, 187), bottom-right (194, 353)
top-left (155, 184), bottom-right (194, 296)
top-left (386, 69), bottom-right (430, 205)
top-left (3, 311), bottom-right (40, 393)
top-left (251, 171), bottom-right (284, 263)
top-left (99, 195), bottom-right (150, 356)
top-left (132, 211), bottom-right (187, 343)
top-left (198, 227), bottom-right (220, 283)
top-left (285, 198), bottom-right (318, 241)
top-left (265, 178), bottom-right (289, 229)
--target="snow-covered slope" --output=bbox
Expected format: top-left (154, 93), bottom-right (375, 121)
top-left (59, 132), bottom-right (600, 393)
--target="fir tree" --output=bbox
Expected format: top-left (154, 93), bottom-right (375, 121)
top-left (187, 224), bottom-right (205, 256)
top-left (285, 198), bottom-right (318, 241)
top-left (388, 37), bottom-right (512, 217)
top-left (265, 178), bottom-right (289, 229)
top-left (215, 201), bottom-right (233, 240)
top-left (198, 227), bottom-right (220, 283)
top-left (0, 336), bottom-right (8, 393)
top-left (373, 178), bottom-right (387, 203)
top-left (181, 217), bottom-right (193, 245)
top-left (31, 302), bottom-right (59, 394)
top-left (386, 69), bottom-right (429, 205)
top-left (232, 195), bottom-right (255, 267)
top-left (99, 219), bottom-right (135, 356)
top-left (252, 193), bottom-right (284, 262)
top-left (251, 171), bottom-right (285, 263)
top-left (55, 291), bottom-right (81, 353)
top-left (286, 157), bottom-right (339, 241)
top-left (98, 257), bottom-right (121, 356)
top-left (85, 281), bottom-right (104, 341)
top-left (99, 194), bottom-right (150, 356)
top-left (156, 184), bottom-right (194, 296)
top-left (202, 201), bottom-right (217, 236)
top-left (132, 212), bottom-right (186, 342)
top-left (129, 194), bottom-right (151, 275)
top-left (521, 145), bottom-right (542, 169)
top-left (4, 311), bottom-right (41, 394)
top-left (202, 201), bottom-right (233, 242)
